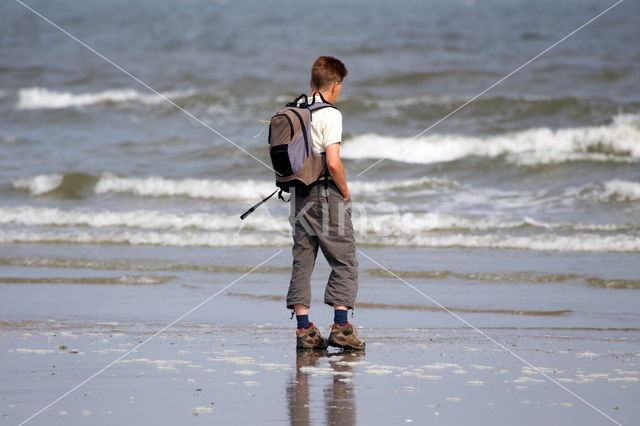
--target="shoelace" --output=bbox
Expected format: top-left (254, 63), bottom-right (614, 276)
top-left (332, 323), bottom-right (358, 337)
top-left (348, 324), bottom-right (359, 337)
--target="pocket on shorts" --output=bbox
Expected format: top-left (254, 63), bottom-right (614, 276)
top-left (327, 194), bottom-right (352, 234)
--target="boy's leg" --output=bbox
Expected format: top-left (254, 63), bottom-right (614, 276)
top-left (318, 187), bottom-right (359, 310)
top-left (286, 231), bottom-right (319, 310)
top-left (286, 191), bottom-right (321, 311)
top-left (333, 306), bottom-right (349, 326)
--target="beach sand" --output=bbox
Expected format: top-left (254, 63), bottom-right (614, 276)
top-left (2, 320), bottom-right (638, 425)
top-left (1, 245), bottom-right (638, 425)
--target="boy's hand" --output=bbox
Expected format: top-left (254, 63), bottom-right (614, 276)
top-left (326, 143), bottom-right (351, 201)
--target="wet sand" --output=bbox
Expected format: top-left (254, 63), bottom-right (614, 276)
top-left (1, 246), bottom-right (639, 425)
top-left (1, 319), bottom-right (638, 425)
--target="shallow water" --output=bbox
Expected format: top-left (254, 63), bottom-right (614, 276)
top-left (1, 0), bottom-right (639, 253)
top-left (1, 319), bottom-right (638, 425)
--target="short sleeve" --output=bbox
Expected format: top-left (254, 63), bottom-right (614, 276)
top-left (321, 108), bottom-right (342, 149)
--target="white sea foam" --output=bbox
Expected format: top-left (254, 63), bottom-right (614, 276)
top-left (11, 172), bottom-right (457, 200)
top-left (95, 173), bottom-right (458, 200)
top-left (0, 206), bottom-right (286, 232)
top-left (342, 113), bottom-right (640, 165)
top-left (94, 173), bottom-right (276, 200)
top-left (1, 229), bottom-right (638, 252)
top-left (0, 229), bottom-right (290, 247)
top-left (2, 206), bottom-right (635, 234)
top-left (16, 87), bottom-right (189, 110)
top-left (582, 180), bottom-right (640, 203)
top-left (12, 174), bottom-right (63, 195)
top-left (373, 233), bottom-right (640, 252)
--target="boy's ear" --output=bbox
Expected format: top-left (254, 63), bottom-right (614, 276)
top-left (330, 81), bottom-right (339, 95)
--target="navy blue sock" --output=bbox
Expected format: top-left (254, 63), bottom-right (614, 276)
top-left (296, 314), bottom-right (310, 329)
top-left (334, 309), bottom-right (348, 326)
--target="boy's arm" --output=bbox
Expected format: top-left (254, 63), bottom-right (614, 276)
top-left (325, 143), bottom-right (350, 200)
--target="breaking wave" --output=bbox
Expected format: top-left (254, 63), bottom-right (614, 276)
top-left (1, 204), bottom-right (639, 252)
top-left (578, 180), bottom-right (640, 203)
top-left (11, 172), bottom-right (458, 200)
top-left (16, 87), bottom-right (190, 110)
top-left (342, 113), bottom-right (640, 166)
top-left (0, 275), bottom-right (174, 285)
top-left (1, 206), bottom-right (637, 234)
top-left (0, 230), bottom-right (290, 247)
top-left (367, 233), bottom-right (640, 252)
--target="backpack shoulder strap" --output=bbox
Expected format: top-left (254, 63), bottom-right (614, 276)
top-left (308, 102), bottom-right (337, 113)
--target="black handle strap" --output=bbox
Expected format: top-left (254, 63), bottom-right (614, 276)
top-left (286, 94), bottom-right (309, 108)
top-left (313, 91), bottom-right (331, 105)
top-left (240, 189), bottom-right (280, 220)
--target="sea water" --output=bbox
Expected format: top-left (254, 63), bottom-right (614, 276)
top-left (1, 0), bottom-right (639, 327)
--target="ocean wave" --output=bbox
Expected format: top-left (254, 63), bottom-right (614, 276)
top-left (0, 230), bottom-right (290, 247)
top-left (94, 173), bottom-right (276, 201)
top-left (12, 174), bottom-right (63, 196)
top-left (0, 206), bottom-right (287, 232)
top-left (367, 269), bottom-right (640, 289)
top-left (356, 212), bottom-right (639, 234)
top-left (11, 172), bottom-right (457, 200)
top-left (16, 87), bottom-right (190, 110)
top-left (2, 206), bottom-right (636, 234)
top-left (0, 256), bottom-right (290, 275)
top-left (342, 113), bottom-right (640, 166)
top-left (368, 233), bottom-right (640, 252)
top-left (1, 229), bottom-right (638, 252)
top-left (578, 180), bottom-right (640, 203)
top-left (0, 275), bottom-right (174, 285)
top-left (11, 172), bottom-right (98, 197)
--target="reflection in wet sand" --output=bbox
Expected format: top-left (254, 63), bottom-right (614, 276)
top-left (326, 352), bottom-right (362, 426)
top-left (287, 350), bottom-right (363, 425)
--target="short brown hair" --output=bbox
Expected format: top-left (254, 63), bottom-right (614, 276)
top-left (310, 56), bottom-right (348, 90)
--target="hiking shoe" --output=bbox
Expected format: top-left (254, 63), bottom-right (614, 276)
top-left (296, 322), bottom-right (328, 350)
top-left (328, 322), bottom-right (365, 351)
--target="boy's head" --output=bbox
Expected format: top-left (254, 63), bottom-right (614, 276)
top-left (310, 56), bottom-right (348, 103)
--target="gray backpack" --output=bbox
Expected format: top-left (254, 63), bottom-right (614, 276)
top-left (241, 93), bottom-right (336, 220)
top-left (270, 93), bottom-right (335, 190)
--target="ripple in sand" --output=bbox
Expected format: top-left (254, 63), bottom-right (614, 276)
top-left (14, 348), bottom-right (54, 354)
top-left (608, 377), bottom-right (639, 383)
top-left (471, 364), bottom-right (494, 370)
top-left (522, 366), bottom-right (561, 375)
top-left (576, 352), bottom-right (601, 358)
top-left (192, 406), bottom-right (214, 415)
top-left (512, 377), bottom-right (545, 384)
top-left (614, 369), bottom-right (640, 375)
top-left (234, 369), bottom-right (258, 376)
top-left (299, 366), bottom-right (353, 376)
top-left (550, 402), bottom-right (573, 408)
top-left (402, 371), bottom-right (442, 380)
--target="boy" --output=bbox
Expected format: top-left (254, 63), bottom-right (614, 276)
top-left (286, 56), bottom-right (365, 351)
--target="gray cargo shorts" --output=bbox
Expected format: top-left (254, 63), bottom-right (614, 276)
top-left (285, 181), bottom-right (359, 311)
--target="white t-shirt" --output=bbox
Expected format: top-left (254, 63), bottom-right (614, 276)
top-left (306, 95), bottom-right (342, 154)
